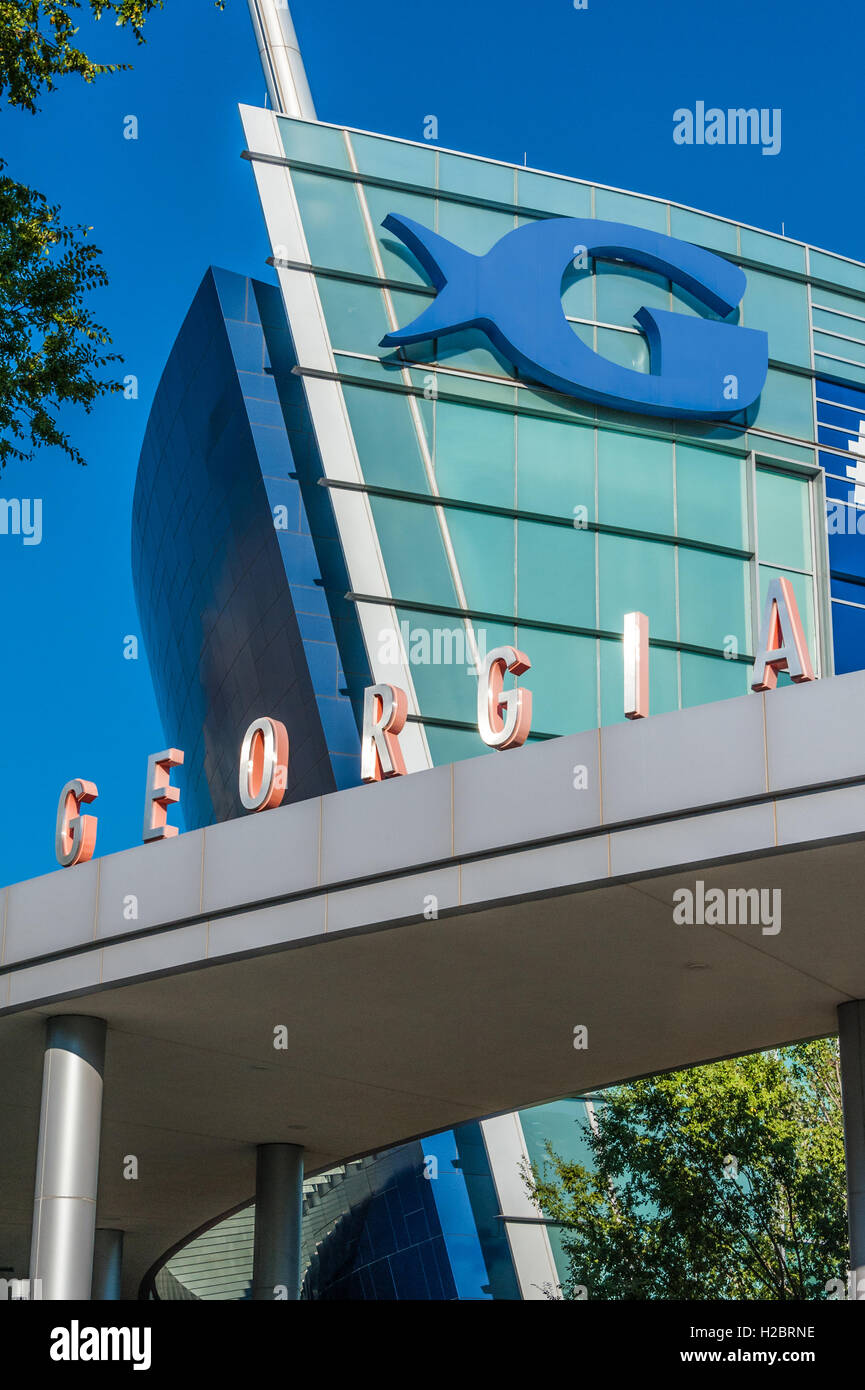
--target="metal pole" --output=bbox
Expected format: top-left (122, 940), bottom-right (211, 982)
top-left (30, 1016), bottom-right (107, 1300)
top-left (92, 1228), bottom-right (124, 1301)
top-left (838, 1000), bottom-right (865, 1298)
top-left (251, 1143), bottom-right (304, 1299)
top-left (246, 0), bottom-right (317, 118)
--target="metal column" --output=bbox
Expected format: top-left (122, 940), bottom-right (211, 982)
top-left (838, 1000), bottom-right (865, 1299)
top-left (92, 1228), bottom-right (124, 1301)
top-left (251, 1143), bottom-right (304, 1300)
top-left (246, 0), bottom-right (317, 118)
top-left (29, 1015), bottom-right (107, 1300)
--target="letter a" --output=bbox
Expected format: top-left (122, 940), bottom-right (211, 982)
top-left (751, 577), bottom-right (814, 691)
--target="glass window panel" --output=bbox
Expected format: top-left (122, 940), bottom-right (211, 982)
top-left (366, 186), bottom-right (438, 285)
top-left (669, 207), bottom-right (738, 254)
top-left (291, 171), bottom-right (376, 275)
top-left (435, 327), bottom-right (515, 379)
top-left (811, 286), bottom-right (865, 319)
top-left (435, 200), bottom-right (516, 254)
top-left (598, 430), bottom-right (674, 535)
top-left (401, 611), bottom-right (514, 726)
top-left (438, 153), bottom-right (515, 203)
top-left (596, 262), bottom-right (670, 328)
top-left (515, 629), bottom-right (598, 735)
top-left (753, 368), bottom-right (814, 442)
top-left (743, 270), bottom-right (811, 368)
top-left (678, 549), bottom-right (751, 653)
top-left (681, 652), bottom-right (750, 707)
top-left (350, 132), bottom-right (436, 186)
top-left (596, 326), bottom-right (649, 374)
top-left (561, 265), bottom-right (595, 321)
top-left (593, 188), bottom-right (668, 233)
top-left (598, 534), bottom-right (677, 641)
top-left (676, 444), bottom-right (748, 550)
top-left (278, 117), bottom-right (351, 170)
top-left (370, 497), bottom-right (458, 607)
top-left (516, 171), bottom-right (592, 218)
top-left (815, 331), bottom-right (865, 368)
top-left (425, 724), bottom-right (491, 763)
top-left (315, 276), bottom-right (389, 353)
top-left (517, 521), bottom-right (596, 628)
top-left (810, 251), bottom-right (865, 296)
top-left (815, 356), bottom-right (865, 388)
top-left (756, 468), bottom-right (812, 570)
top-left (740, 228), bottom-right (805, 274)
top-left (516, 414), bottom-right (595, 518)
top-left (831, 599), bottom-right (865, 676)
top-left (445, 509), bottom-right (515, 616)
top-left (343, 384), bottom-right (430, 493)
top-left (434, 400), bottom-right (515, 508)
top-left (813, 307), bottom-right (865, 344)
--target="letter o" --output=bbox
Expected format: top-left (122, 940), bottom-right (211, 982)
top-left (239, 717), bottom-right (289, 812)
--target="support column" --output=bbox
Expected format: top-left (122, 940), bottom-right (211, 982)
top-left (30, 1016), bottom-right (106, 1301)
top-left (92, 1229), bottom-right (124, 1301)
top-left (251, 1143), bottom-right (304, 1300)
top-left (838, 1001), bottom-right (865, 1299)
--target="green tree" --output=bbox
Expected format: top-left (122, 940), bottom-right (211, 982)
top-left (0, 2), bottom-right (221, 468)
top-left (525, 1040), bottom-right (848, 1300)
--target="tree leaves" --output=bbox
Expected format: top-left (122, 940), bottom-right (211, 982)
top-left (525, 1041), bottom-right (847, 1300)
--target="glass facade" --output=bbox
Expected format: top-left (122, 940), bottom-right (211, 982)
top-left (136, 110), bottom-right (865, 1296)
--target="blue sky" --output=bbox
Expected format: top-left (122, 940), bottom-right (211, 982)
top-left (0, 0), bottom-right (862, 885)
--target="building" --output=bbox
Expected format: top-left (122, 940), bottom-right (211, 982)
top-left (4, 1), bottom-right (865, 1305)
top-left (127, 74), bottom-right (865, 1294)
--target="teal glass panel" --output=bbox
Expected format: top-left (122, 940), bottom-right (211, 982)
top-left (756, 468), bottom-right (812, 570)
top-left (516, 170), bottom-right (592, 217)
top-left (315, 276), bottom-right (389, 353)
top-left (678, 548), bottom-right (751, 653)
top-left (593, 188), bottom-right (668, 233)
top-left (515, 629), bottom-right (597, 735)
top-left (434, 400), bottom-right (515, 507)
top-left (435, 200), bottom-right (516, 254)
top-left (810, 250), bottom-right (865, 296)
top-left (598, 533), bottom-right (677, 640)
top-left (342, 384), bottom-right (430, 493)
top-left (681, 651), bottom-right (750, 707)
top-left (813, 307), bottom-right (865, 344)
top-left (743, 270), bottom-right (811, 368)
top-left (600, 639), bottom-right (678, 725)
top-left (516, 413), bottom-right (595, 518)
top-left (815, 356), bottom-right (865, 388)
top-left (438, 152), bottom-right (515, 204)
top-left (370, 497), bottom-right (458, 607)
top-left (425, 723), bottom-right (490, 764)
top-left (669, 206), bottom-right (738, 254)
top-left (435, 327), bottom-right (516, 379)
top-left (752, 438), bottom-right (815, 467)
top-left (517, 521), bottom-right (596, 627)
top-left (349, 132), bottom-right (436, 186)
top-left (597, 430), bottom-right (674, 535)
top-left (385, 288), bottom-right (436, 365)
top-left (753, 368), bottom-right (814, 442)
top-left (291, 171), bottom-right (375, 274)
top-left (277, 117), bottom-right (351, 170)
top-left (561, 266), bottom-right (595, 320)
top-left (596, 263), bottom-right (670, 328)
top-left (810, 286), bottom-right (865, 319)
top-left (739, 229), bottom-right (806, 274)
top-left (365, 186), bottom-right (438, 285)
top-left (445, 508), bottom-right (515, 616)
top-left (675, 444), bottom-right (748, 550)
top-left (758, 566), bottom-right (816, 665)
top-left (814, 331), bottom-right (865, 368)
top-left (596, 326), bottom-right (649, 373)
top-left (403, 612), bottom-right (514, 726)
